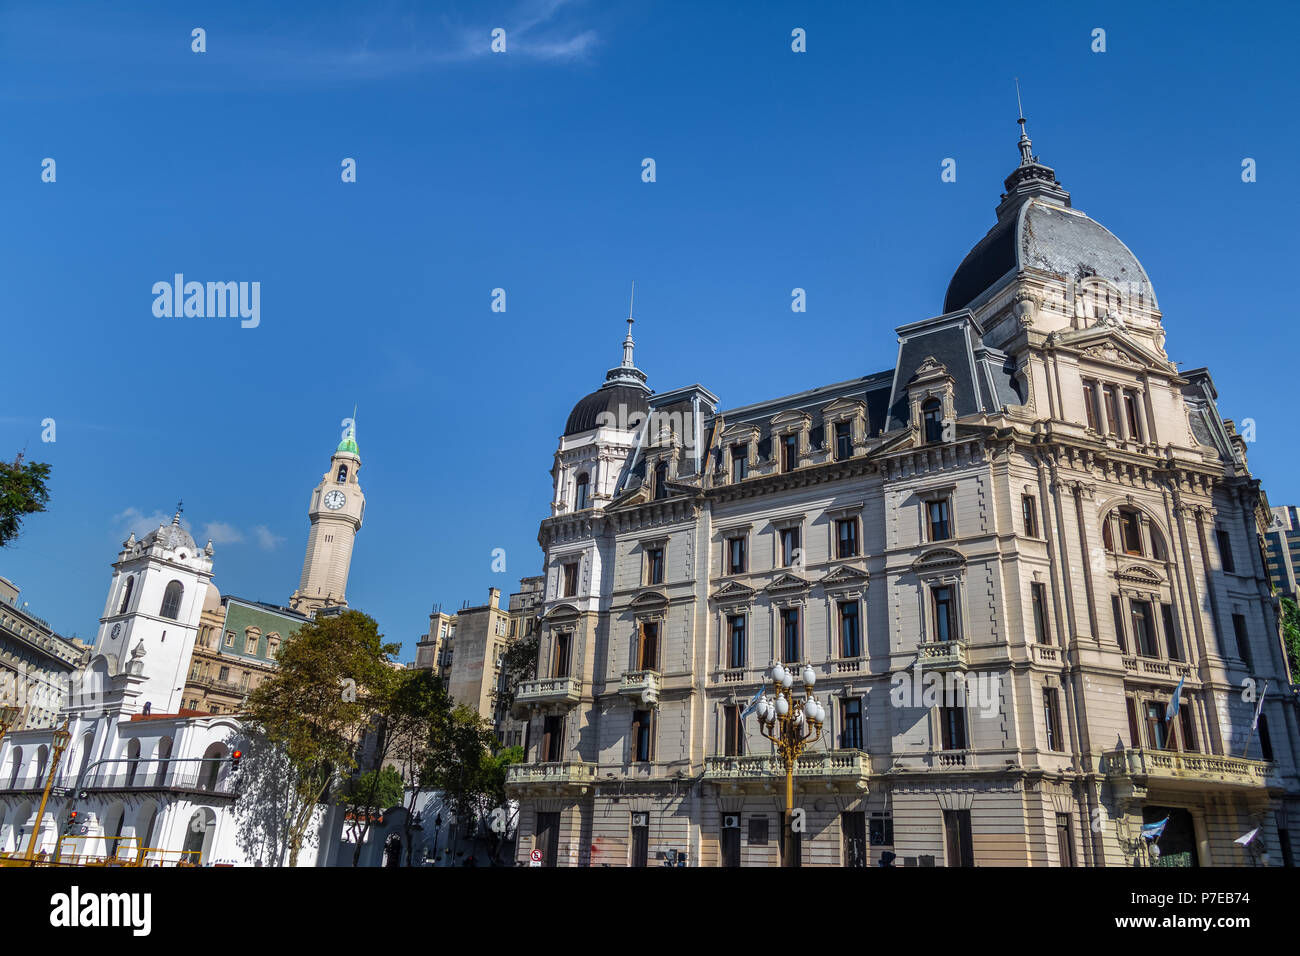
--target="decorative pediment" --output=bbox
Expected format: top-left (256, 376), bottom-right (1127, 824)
top-left (543, 602), bottom-right (581, 621)
top-left (630, 588), bottom-right (669, 608)
top-left (1050, 325), bottom-right (1173, 373)
top-left (710, 581), bottom-right (756, 604)
top-left (769, 409), bottom-right (812, 430)
top-left (821, 565), bottom-right (870, 590)
top-left (1081, 343), bottom-right (1141, 367)
top-left (765, 572), bottom-right (812, 595)
top-left (821, 397), bottom-right (867, 418)
top-left (1116, 564), bottom-right (1162, 586)
top-left (912, 356), bottom-right (950, 379)
top-left (911, 548), bottom-right (966, 573)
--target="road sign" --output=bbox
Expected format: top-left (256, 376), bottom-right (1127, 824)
top-left (529, 848), bottom-right (543, 866)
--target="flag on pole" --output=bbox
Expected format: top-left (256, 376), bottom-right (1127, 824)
top-left (740, 685), bottom-right (765, 720)
top-left (1140, 817), bottom-right (1169, 841)
top-left (1165, 676), bottom-right (1184, 724)
top-left (1234, 828), bottom-right (1260, 846)
top-left (1252, 681), bottom-right (1269, 730)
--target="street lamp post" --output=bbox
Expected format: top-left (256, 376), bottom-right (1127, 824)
top-left (0, 706), bottom-right (21, 740)
top-left (753, 663), bottom-right (825, 854)
top-left (24, 720), bottom-right (72, 863)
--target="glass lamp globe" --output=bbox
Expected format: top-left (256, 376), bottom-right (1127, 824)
top-left (772, 664), bottom-right (786, 684)
top-left (776, 696), bottom-right (789, 716)
top-left (802, 665), bottom-right (816, 687)
top-left (757, 699), bottom-right (768, 720)
top-left (781, 670), bottom-right (794, 689)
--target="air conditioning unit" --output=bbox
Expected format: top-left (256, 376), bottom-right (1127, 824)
top-left (632, 812), bottom-right (649, 827)
top-left (722, 814), bottom-right (740, 829)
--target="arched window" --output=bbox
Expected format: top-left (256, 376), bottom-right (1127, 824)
top-left (125, 739), bottom-right (141, 786)
top-left (574, 473), bottom-right (589, 511)
top-left (267, 636), bottom-right (281, 660)
top-left (922, 399), bottom-right (944, 444)
top-left (336, 464), bottom-right (348, 483)
top-left (7, 747), bottom-right (23, 789)
top-left (118, 576), bottom-right (135, 614)
top-left (154, 737), bottom-right (173, 787)
top-left (160, 581), bottom-right (184, 620)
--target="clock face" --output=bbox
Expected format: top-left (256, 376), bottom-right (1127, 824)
top-left (112, 623), bottom-right (121, 639)
top-left (323, 490), bottom-right (347, 511)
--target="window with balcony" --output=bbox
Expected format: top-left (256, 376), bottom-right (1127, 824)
top-left (927, 498), bottom-right (951, 542)
top-left (839, 601), bottom-right (861, 658)
top-left (1130, 599), bottom-right (1159, 657)
top-left (841, 697), bottom-right (863, 750)
top-left (542, 715), bottom-right (565, 762)
top-left (727, 615), bottom-right (746, 668)
top-left (1177, 702), bottom-right (1197, 753)
top-left (1144, 701), bottom-right (1168, 750)
top-left (723, 704), bottom-right (744, 756)
top-left (637, 621), bottom-right (659, 671)
top-left (552, 633), bottom-right (571, 678)
top-left (940, 704), bottom-right (967, 750)
top-left (932, 586), bottom-right (956, 643)
top-left (780, 608), bottom-right (800, 662)
top-left (780, 527), bottom-right (800, 568)
top-left (1022, 495), bottom-right (1039, 537)
top-left (1123, 390), bottom-right (1143, 441)
top-left (1111, 595), bottom-right (1127, 653)
top-left (1257, 714), bottom-right (1273, 761)
top-left (645, 546), bottom-right (665, 585)
top-left (562, 562), bottom-right (578, 597)
top-left (218, 666), bottom-right (229, 682)
top-left (727, 536), bottom-right (747, 574)
top-left (781, 433), bottom-right (798, 472)
top-left (632, 709), bottom-right (653, 762)
top-left (836, 518), bottom-right (859, 558)
top-left (731, 445), bottom-right (748, 482)
top-left (1031, 582), bottom-right (1051, 645)
top-left (1102, 387), bottom-right (1120, 435)
top-left (1081, 381), bottom-right (1099, 430)
top-left (1161, 604), bottom-right (1181, 661)
top-left (1044, 688), bottom-right (1063, 752)
top-left (834, 422), bottom-right (853, 461)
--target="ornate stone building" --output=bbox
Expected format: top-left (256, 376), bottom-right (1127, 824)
top-left (506, 124), bottom-right (1299, 867)
top-left (291, 422), bottom-right (364, 614)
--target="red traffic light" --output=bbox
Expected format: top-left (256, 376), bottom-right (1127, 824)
top-left (231, 750), bottom-right (243, 768)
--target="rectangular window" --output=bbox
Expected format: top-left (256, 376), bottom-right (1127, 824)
top-left (1082, 381), bottom-right (1098, 430)
top-left (1123, 390), bottom-right (1142, 440)
top-left (836, 518), bottom-right (859, 558)
top-left (1112, 595), bottom-right (1128, 653)
top-left (723, 704), bottom-right (744, 757)
top-left (1161, 604), bottom-right (1182, 661)
top-left (869, 813), bottom-right (894, 847)
top-left (932, 586), bottom-right (956, 642)
top-left (927, 498), bottom-right (951, 541)
top-left (731, 445), bottom-right (748, 482)
top-left (720, 824), bottom-right (741, 868)
top-left (562, 562), bottom-right (578, 597)
top-left (638, 621), bottom-right (658, 671)
top-left (780, 608), bottom-right (800, 662)
top-left (218, 665), bottom-right (229, 681)
top-left (727, 615), bottom-right (746, 668)
top-left (1130, 599), bottom-right (1158, 657)
top-left (224, 631), bottom-right (234, 647)
top-left (780, 527), bottom-right (800, 568)
top-left (782, 434), bottom-right (798, 472)
top-left (1217, 528), bottom-right (1236, 573)
top-left (1144, 701), bottom-right (1168, 750)
top-left (632, 710), bottom-right (653, 762)
top-left (834, 422), bottom-right (853, 461)
top-left (841, 697), bottom-right (863, 750)
top-left (542, 715), bottom-right (565, 762)
top-left (1121, 511), bottom-right (1143, 554)
top-left (552, 633), bottom-right (571, 678)
top-left (1103, 387), bottom-right (1120, 435)
top-left (1056, 813), bottom-right (1076, 867)
top-left (1044, 688), bottom-right (1063, 752)
top-left (748, 816), bottom-right (769, 846)
top-left (839, 601), bottom-right (861, 658)
top-left (1258, 714), bottom-right (1273, 761)
top-left (727, 536), bottom-right (747, 574)
top-left (535, 812), bottom-right (560, 867)
top-left (1232, 614), bottom-right (1252, 666)
top-left (842, 812), bottom-right (867, 867)
top-left (1031, 582), bottom-right (1051, 645)
top-left (1179, 703), bottom-right (1197, 753)
top-left (1022, 494), bottom-right (1039, 537)
top-left (943, 810), bottom-right (974, 867)
top-left (646, 547), bottom-right (664, 585)
top-left (1126, 697), bottom-right (1141, 747)
top-left (940, 704), bottom-right (967, 750)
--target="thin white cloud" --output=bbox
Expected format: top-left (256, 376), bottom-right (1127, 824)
top-left (253, 526), bottom-right (286, 552)
top-left (113, 507), bottom-right (185, 541)
top-left (203, 522), bottom-right (245, 545)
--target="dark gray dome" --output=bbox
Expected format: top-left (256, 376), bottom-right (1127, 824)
top-left (564, 383), bottom-right (650, 436)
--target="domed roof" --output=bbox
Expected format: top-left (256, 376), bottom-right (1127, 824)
top-left (141, 513), bottom-right (197, 553)
top-left (944, 120), bottom-right (1155, 314)
top-left (565, 383), bottom-right (651, 436)
top-left (944, 199), bottom-right (1155, 314)
top-left (202, 582), bottom-right (223, 613)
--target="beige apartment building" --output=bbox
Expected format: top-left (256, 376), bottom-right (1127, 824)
top-left (506, 125), bottom-right (1299, 867)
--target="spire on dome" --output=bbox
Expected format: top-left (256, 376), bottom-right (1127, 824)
top-left (994, 83), bottom-right (1070, 219)
top-left (171, 500), bottom-right (183, 526)
top-left (602, 284), bottom-right (649, 389)
top-left (621, 282), bottom-right (637, 369)
top-left (337, 412), bottom-right (359, 455)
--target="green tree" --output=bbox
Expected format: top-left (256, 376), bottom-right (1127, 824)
top-left (494, 627), bottom-right (539, 713)
top-left (241, 610), bottom-right (399, 866)
top-left (1281, 597), bottom-right (1300, 685)
top-left (381, 668), bottom-right (453, 866)
top-left (425, 705), bottom-right (500, 861)
top-left (0, 453), bottom-right (52, 547)
top-left (337, 766), bottom-right (405, 859)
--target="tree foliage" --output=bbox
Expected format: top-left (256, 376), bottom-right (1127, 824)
top-left (0, 453), bottom-right (52, 547)
top-left (240, 610), bottom-right (399, 866)
top-left (493, 627), bottom-right (539, 713)
top-left (1281, 597), bottom-right (1300, 685)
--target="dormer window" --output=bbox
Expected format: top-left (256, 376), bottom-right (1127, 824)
top-left (653, 461), bottom-right (668, 500)
top-left (336, 465), bottom-right (348, 483)
top-left (781, 434), bottom-right (798, 472)
top-left (574, 473), bottom-right (590, 511)
top-left (834, 422), bottom-right (852, 461)
top-left (922, 399), bottom-right (944, 444)
top-left (731, 445), bottom-right (748, 482)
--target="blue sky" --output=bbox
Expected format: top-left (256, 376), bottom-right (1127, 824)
top-left (2, 0), bottom-right (1297, 656)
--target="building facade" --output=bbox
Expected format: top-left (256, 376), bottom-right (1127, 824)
top-left (182, 591), bottom-right (305, 715)
top-left (0, 577), bottom-right (88, 731)
top-left (507, 126), bottom-right (1300, 868)
top-left (1266, 505), bottom-right (1299, 600)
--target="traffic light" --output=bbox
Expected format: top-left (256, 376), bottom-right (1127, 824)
top-left (66, 809), bottom-right (78, 828)
top-left (230, 749), bottom-right (242, 770)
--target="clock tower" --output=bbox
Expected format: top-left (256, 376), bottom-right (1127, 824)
top-left (290, 422), bottom-right (365, 614)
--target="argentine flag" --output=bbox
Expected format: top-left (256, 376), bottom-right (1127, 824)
top-left (740, 685), bottom-right (765, 720)
top-left (1165, 677), bottom-right (1184, 724)
top-left (1141, 817), bottom-right (1169, 841)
